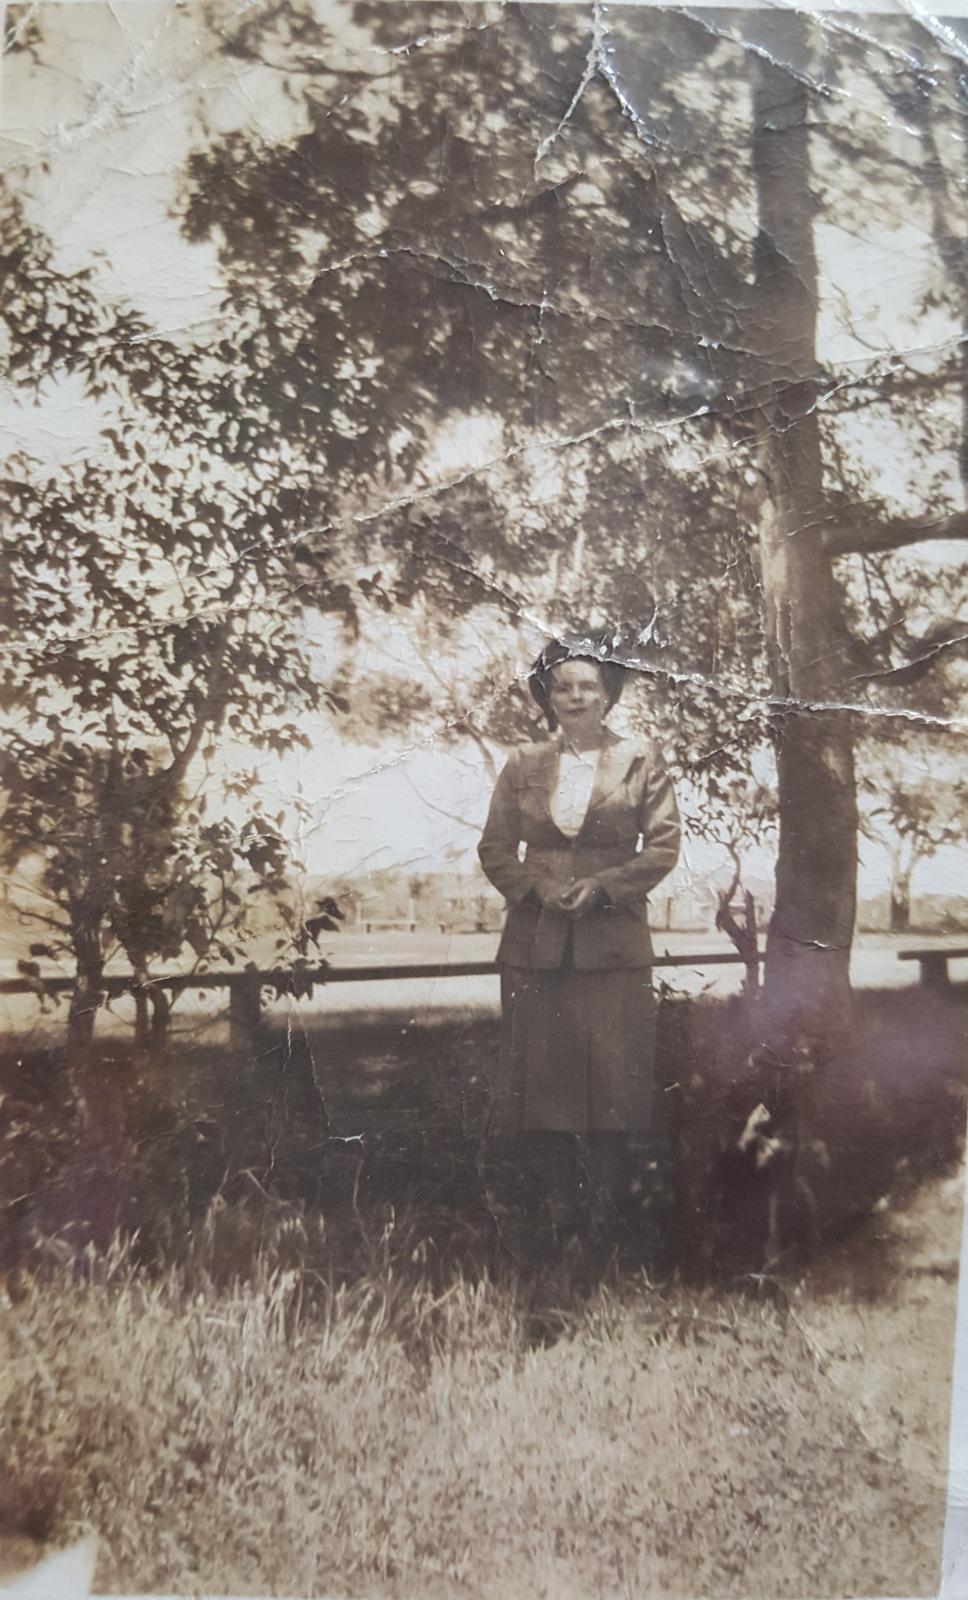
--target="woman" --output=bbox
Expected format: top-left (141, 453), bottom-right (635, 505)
top-left (477, 635), bottom-right (681, 1242)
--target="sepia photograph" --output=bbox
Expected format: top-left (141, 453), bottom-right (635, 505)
top-left (1, 1), bottom-right (967, 1595)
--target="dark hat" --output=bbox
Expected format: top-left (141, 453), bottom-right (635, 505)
top-left (528, 631), bottom-right (627, 729)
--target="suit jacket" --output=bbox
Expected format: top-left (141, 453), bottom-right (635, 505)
top-left (478, 730), bottom-right (681, 970)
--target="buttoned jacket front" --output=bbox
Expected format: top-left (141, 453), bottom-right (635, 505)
top-left (478, 730), bottom-right (681, 971)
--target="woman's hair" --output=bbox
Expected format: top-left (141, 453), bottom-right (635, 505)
top-left (528, 632), bottom-right (627, 730)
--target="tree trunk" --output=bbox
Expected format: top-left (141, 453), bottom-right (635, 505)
top-left (715, 856), bottom-right (760, 997)
top-left (889, 859), bottom-right (913, 933)
top-left (67, 925), bottom-right (104, 1050)
top-left (67, 920), bottom-right (134, 1247)
top-left (150, 985), bottom-right (172, 1049)
top-left (133, 979), bottom-right (151, 1052)
top-left (130, 954), bottom-right (165, 1053)
top-left (751, 25), bottom-right (859, 1041)
top-left (889, 889), bottom-right (911, 934)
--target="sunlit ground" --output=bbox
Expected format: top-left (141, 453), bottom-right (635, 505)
top-left (3, 930), bottom-right (966, 1044)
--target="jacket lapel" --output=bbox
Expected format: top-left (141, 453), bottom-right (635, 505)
top-left (581, 734), bottom-right (644, 824)
top-left (522, 732), bottom-right (644, 837)
top-left (520, 740), bottom-right (562, 829)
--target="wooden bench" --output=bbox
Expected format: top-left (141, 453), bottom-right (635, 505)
top-left (897, 947), bottom-right (968, 990)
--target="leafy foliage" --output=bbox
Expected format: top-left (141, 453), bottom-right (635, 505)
top-left (175, 3), bottom-right (968, 745)
top-left (0, 193), bottom-right (358, 1040)
top-left (4, 2), bottom-right (968, 1034)
top-left (859, 735), bottom-right (968, 928)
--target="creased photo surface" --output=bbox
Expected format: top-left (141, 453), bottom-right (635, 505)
top-left (1, 4), bottom-right (967, 1597)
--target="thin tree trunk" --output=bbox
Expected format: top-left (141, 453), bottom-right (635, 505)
top-left (68, 927), bottom-right (133, 1247)
top-left (889, 856), bottom-right (913, 933)
top-left (889, 889), bottom-right (911, 934)
top-left (129, 951), bottom-right (161, 1054)
top-left (132, 973), bottom-right (151, 1052)
top-left (715, 852), bottom-right (760, 997)
top-left (68, 926), bottom-right (103, 1050)
top-left (751, 25), bottom-right (859, 1038)
top-left (150, 985), bottom-right (172, 1049)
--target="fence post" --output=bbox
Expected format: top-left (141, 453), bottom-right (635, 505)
top-left (229, 970), bottom-right (264, 1052)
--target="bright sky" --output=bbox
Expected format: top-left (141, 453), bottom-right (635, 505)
top-left (2, 1), bottom-right (966, 900)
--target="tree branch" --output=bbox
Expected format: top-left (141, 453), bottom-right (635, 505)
top-left (850, 622), bottom-right (968, 685)
top-left (10, 907), bottom-right (72, 934)
top-left (825, 509), bottom-right (968, 556)
top-left (161, 571), bottom-right (247, 793)
top-left (403, 771), bottom-right (478, 834)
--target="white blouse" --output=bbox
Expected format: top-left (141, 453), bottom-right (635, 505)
top-left (550, 742), bottom-right (600, 839)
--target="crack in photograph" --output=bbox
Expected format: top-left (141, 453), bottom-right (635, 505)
top-left (0, 1), bottom-right (967, 1596)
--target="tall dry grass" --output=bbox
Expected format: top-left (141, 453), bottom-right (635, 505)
top-left (1, 1170), bottom-right (961, 1600)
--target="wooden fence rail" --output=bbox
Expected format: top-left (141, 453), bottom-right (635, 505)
top-left (4, 946), bottom-right (960, 1049)
top-left (2, 950), bottom-right (765, 1049)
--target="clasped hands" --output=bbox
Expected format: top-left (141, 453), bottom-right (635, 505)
top-left (548, 876), bottom-right (608, 917)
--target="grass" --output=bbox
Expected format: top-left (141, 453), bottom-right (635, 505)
top-left (0, 1168), bottom-right (962, 1599)
top-left (0, 987), bottom-right (965, 1596)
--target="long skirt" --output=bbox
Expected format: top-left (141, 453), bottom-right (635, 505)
top-left (489, 960), bottom-right (658, 1135)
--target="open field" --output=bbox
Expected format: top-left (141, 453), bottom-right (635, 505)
top-left (0, 1169), bottom-right (963, 1599)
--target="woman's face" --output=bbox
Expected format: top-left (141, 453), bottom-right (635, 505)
top-left (548, 659), bottom-right (609, 736)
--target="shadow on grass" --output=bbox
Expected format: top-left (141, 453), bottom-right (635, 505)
top-left (1, 987), bottom-right (965, 1307)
